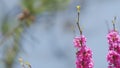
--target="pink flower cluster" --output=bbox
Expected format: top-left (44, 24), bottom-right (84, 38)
top-left (107, 30), bottom-right (120, 68)
top-left (73, 35), bottom-right (86, 48)
top-left (73, 35), bottom-right (94, 68)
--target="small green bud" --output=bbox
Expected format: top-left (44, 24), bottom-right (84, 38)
top-left (76, 6), bottom-right (80, 12)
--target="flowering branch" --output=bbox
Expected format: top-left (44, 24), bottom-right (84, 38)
top-left (106, 17), bottom-right (120, 68)
top-left (73, 5), bottom-right (94, 68)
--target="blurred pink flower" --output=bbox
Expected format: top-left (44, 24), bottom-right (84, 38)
top-left (73, 35), bottom-right (86, 48)
top-left (107, 51), bottom-right (119, 64)
top-left (73, 35), bottom-right (93, 68)
top-left (107, 51), bottom-right (120, 68)
top-left (107, 30), bottom-right (120, 47)
top-left (76, 46), bottom-right (93, 68)
top-left (107, 30), bottom-right (120, 68)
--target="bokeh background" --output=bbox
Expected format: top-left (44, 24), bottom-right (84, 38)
top-left (0, 0), bottom-right (120, 68)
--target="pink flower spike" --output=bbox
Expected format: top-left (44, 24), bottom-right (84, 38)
top-left (76, 46), bottom-right (94, 68)
top-left (73, 35), bottom-right (86, 48)
top-left (106, 30), bottom-right (120, 68)
top-left (107, 50), bottom-right (120, 68)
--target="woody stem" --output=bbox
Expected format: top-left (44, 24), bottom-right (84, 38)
top-left (77, 12), bottom-right (82, 35)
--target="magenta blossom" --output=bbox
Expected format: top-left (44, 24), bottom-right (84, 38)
top-left (73, 35), bottom-right (94, 68)
top-left (76, 46), bottom-right (94, 68)
top-left (107, 50), bottom-right (120, 68)
top-left (107, 30), bottom-right (120, 68)
top-left (73, 35), bottom-right (86, 48)
top-left (107, 30), bottom-right (120, 47)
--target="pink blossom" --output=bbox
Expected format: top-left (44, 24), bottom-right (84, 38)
top-left (75, 45), bottom-right (93, 68)
top-left (107, 30), bottom-right (120, 46)
top-left (107, 51), bottom-right (119, 64)
top-left (107, 30), bottom-right (120, 68)
top-left (73, 34), bottom-right (93, 68)
top-left (107, 51), bottom-right (120, 68)
top-left (73, 35), bottom-right (86, 48)
top-left (114, 45), bottom-right (120, 54)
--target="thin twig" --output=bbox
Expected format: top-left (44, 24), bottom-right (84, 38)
top-left (112, 16), bottom-right (116, 31)
top-left (77, 11), bottom-right (82, 35)
top-left (112, 21), bottom-right (115, 31)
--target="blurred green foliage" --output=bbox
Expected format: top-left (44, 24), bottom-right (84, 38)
top-left (22, 0), bottom-right (69, 14)
top-left (1, 15), bottom-right (9, 35)
top-left (0, 0), bottom-right (70, 68)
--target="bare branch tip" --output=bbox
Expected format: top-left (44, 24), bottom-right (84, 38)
top-left (76, 5), bottom-right (80, 12)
